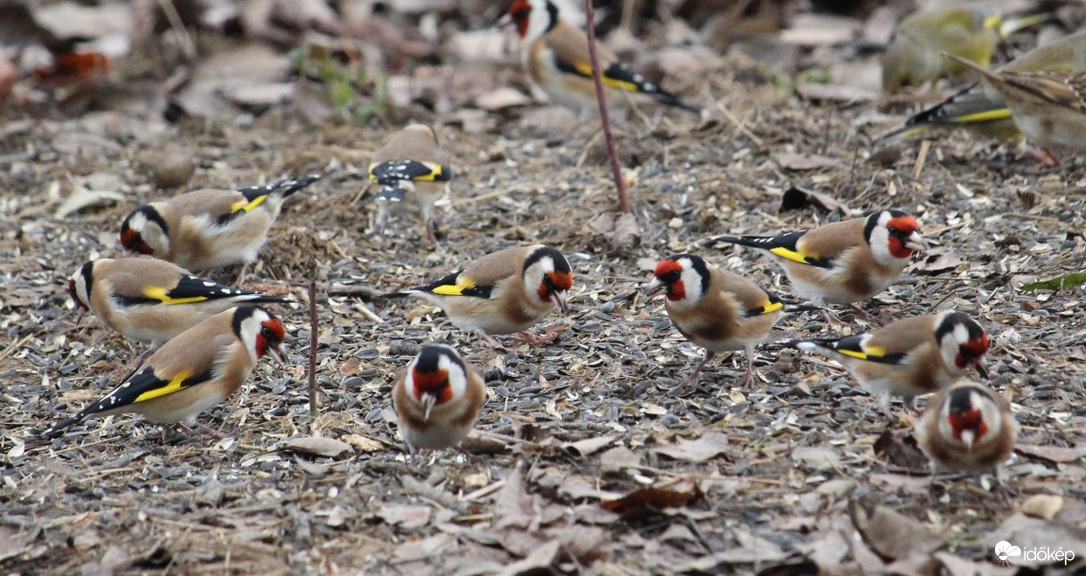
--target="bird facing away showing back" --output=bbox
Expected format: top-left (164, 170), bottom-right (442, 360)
top-left (392, 343), bottom-right (486, 453)
top-left (119, 175), bottom-right (321, 271)
top-left (69, 257), bottom-right (286, 347)
top-left (706, 210), bottom-right (925, 308)
top-left (508, 0), bottom-right (704, 118)
top-left (645, 254), bottom-right (817, 388)
top-left (45, 305), bottom-right (287, 439)
top-left (915, 380), bottom-right (1016, 474)
top-left (369, 124), bottom-right (452, 243)
top-left (783, 310), bottom-right (990, 413)
top-left (383, 244), bottom-right (573, 347)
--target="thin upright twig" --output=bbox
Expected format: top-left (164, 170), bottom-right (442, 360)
top-left (584, 0), bottom-right (631, 214)
top-left (308, 259), bottom-right (319, 420)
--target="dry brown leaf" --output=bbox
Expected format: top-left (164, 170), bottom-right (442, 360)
top-left (277, 436), bottom-right (353, 458)
top-left (495, 539), bottom-right (560, 576)
top-left (600, 481), bottom-right (703, 519)
top-left (874, 428), bottom-right (930, 471)
top-left (651, 432), bottom-right (729, 463)
top-left (565, 435), bottom-right (617, 457)
top-left (779, 186), bottom-right (849, 214)
top-left (599, 446), bottom-right (641, 473)
top-left (850, 501), bottom-right (941, 561)
top-left (1020, 494), bottom-right (1063, 521)
top-left (377, 505), bottom-right (431, 530)
top-left (1015, 443), bottom-right (1086, 463)
top-left (493, 465), bottom-right (541, 531)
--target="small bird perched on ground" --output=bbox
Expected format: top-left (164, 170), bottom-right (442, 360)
top-left (944, 29), bottom-right (1086, 164)
top-left (507, 0), bottom-right (705, 118)
top-left (69, 257), bottom-right (287, 347)
top-left (383, 244), bottom-right (573, 347)
top-left (369, 124), bottom-right (452, 243)
top-left (119, 175), bottom-right (321, 272)
top-left (914, 380), bottom-right (1017, 499)
top-left (879, 81), bottom-right (1020, 143)
top-left (882, 30), bottom-right (1086, 164)
top-left (645, 254), bottom-right (818, 387)
top-left (392, 343), bottom-right (486, 453)
top-left (44, 306), bottom-right (287, 439)
top-left (782, 310), bottom-right (990, 413)
top-left (882, 7), bottom-right (1049, 93)
top-left (705, 210), bottom-right (925, 313)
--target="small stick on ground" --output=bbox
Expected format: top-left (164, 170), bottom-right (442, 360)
top-left (308, 258), bottom-right (319, 421)
top-left (584, 0), bottom-right (630, 214)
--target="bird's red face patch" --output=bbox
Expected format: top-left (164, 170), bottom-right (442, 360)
top-left (68, 279), bottom-right (86, 309)
top-left (948, 408), bottom-right (988, 445)
top-left (956, 334), bottom-right (989, 368)
top-left (653, 260), bottom-right (685, 301)
top-left (412, 368), bottom-right (453, 405)
top-left (538, 270), bottom-right (573, 302)
top-left (255, 318), bottom-right (286, 359)
top-left (886, 215), bottom-right (920, 259)
top-left (509, 0), bottom-right (532, 38)
top-left (120, 227), bottom-right (153, 255)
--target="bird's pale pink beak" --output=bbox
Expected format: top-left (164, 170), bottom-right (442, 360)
top-left (267, 344), bottom-right (288, 368)
top-left (644, 277), bottom-right (666, 299)
top-left (959, 429), bottom-right (975, 451)
top-left (974, 356), bottom-right (990, 380)
top-left (906, 231), bottom-right (927, 252)
top-left (549, 290), bottom-right (569, 315)
top-left (422, 393), bottom-right (437, 421)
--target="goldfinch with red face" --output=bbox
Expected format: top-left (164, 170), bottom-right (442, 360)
top-left (383, 244), bottom-right (573, 346)
top-left (392, 343), bottom-right (486, 453)
top-left (369, 124), bottom-right (451, 243)
top-left (645, 254), bottom-right (818, 387)
top-left (508, 0), bottom-right (704, 118)
top-left (706, 210), bottom-right (926, 307)
top-left (783, 310), bottom-right (990, 412)
top-left (914, 381), bottom-right (1016, 478)
top-left (119, 175), bottom-right (321, 271)
top-left (69, 257), bottom-right (286, 346)
top-left (44, 306), bottom-right (287, 439)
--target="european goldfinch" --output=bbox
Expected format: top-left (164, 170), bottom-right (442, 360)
top-left (783, 310), bottom-right (990, 412)
top-left (914, 381), bottom-right (1016, 477)
top-left (383, 244), bottom-right (573, 346)
top-left (392, 343), bottom-right (486, 453)
top-left (645, 254), bottom-right (818, 387)
top-left (945, 30), bottom-right (1086, 162)
top-left (880, 82), bottom-right (1021, 142)
top-left (508, 0), bottom-right (704, 118)
top-left (119, 175), bottom-right (321, 271)
top-left (882, 8), bottom-right (1048, 93)
top-left (45, 305), bottom-right (287, 439)
top-left (706, 210), bottom-right (925, 308)
top-left (369, 124), bottom-right (452, 243)
top-left (69, 257), bottom-right (286, 346)
top-left (883, 30), bottom-right (1086, 160)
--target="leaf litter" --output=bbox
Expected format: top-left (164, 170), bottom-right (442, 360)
top-left (1, 0), bottom-right (1086, 575)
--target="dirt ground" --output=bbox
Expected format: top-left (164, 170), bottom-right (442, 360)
top-left (2, 2), bottom-right (1086, 575)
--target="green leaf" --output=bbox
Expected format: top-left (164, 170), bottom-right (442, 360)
top-left (1021, 272), bottom-right (1086, 292)
top-left (330, 80), bottom-right (356, 109)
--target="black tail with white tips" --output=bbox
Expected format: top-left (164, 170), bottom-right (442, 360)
top-left (236, 174), bottom-right (322, 202)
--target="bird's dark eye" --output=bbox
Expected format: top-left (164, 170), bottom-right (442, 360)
top-left (261, 326), bottom-right (275, 339)
top-left (662, 270), bottom-right (681, 283)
